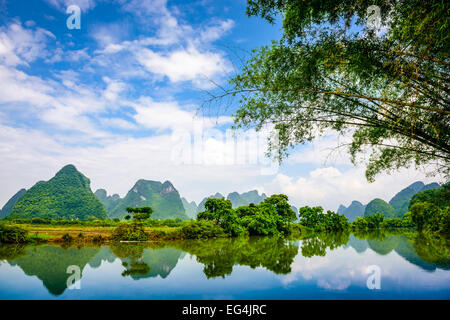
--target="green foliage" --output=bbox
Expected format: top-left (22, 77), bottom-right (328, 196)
top-left (365, 198), bottom-right (397, 218)
top-left (226, 190), bottom-right (267, 208)
top-left (109, 180), bottom-right (188, 220)
top-left (300, 232), bottom-right (350, 258)
top-left (177, 237), bottom-right (299, 278)
top-left (0, 223), bottom-right (29, 243)
top-left (61, 233), bottom-right (73, 242)
top-left (9, 165), bottom-right (107, 221)
top-left (227, 0), bottom-right (450, 181)
top-left (112, 223), bottom-right (150, 241)
top-left (126, 206), bottom-right (153, 221)
top-left (382, 217), bottom-right (415, 230)
top-left (352, 213), bottom-right (385, 230)
top-left (198, 197), bottom-right (246, 236)
top-left (94, 189), bottom-right (122, 212)
top-left (181, 220), bottom-right (227, 239)
top-left (410, 201), bottom-right (443, 232)
top-left (181, 197), bottom-right (198, 219)
top-left (298, 206), bottom-right (350, 232)
top-left (0, 189), bottom-right (26, 219)
top-left (197, 194), bottom-right (297, 237)
top-left (409, 183), bottom-right (450, 210)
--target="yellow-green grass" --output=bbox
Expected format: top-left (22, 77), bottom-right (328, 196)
top-left (11, 223), bottom-right (182, 240)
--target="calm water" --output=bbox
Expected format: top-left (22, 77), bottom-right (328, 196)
top-left (0, 232), bottom-right (449, 299)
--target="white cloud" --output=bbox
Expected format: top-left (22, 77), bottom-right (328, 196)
top-left (44, 0), bottom-right (98, 11)
top-left (281, 244), bottom-right (450, 291)
top-left (0, 22), bottom-right (55, 66)
top-left (260, 166), bottom-right (435, 211)
top-left (199, 19), bottom-right (234, 43)
top-left (136, 46), bottom-right (230, 84)
top-left (90, 0), bottom-right (234, 87)
top-left (131, 97), bottom-right (232, 132)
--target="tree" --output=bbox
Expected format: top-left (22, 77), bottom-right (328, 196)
top-left (298, 206), bottom-right (349, 231)
top-left (197, 198), bottom-right (245, 236)
top-left (365, 212), bottom-right (385, 229)
top-left (126, 206), bottom-right (153, 221)
top-left (211, 0), bottom-right (449, 181)
top-left (410, 202), bottom-right (440, 231)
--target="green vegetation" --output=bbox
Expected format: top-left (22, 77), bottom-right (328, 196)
top-left (217, 0), bottom-right (450, 181)
top-left (94, 189), bottom-right (122, 212)
top-left (196, 194), bottom-right (297, 237)
top-left (409, 183), bottom-right (450, 210)
top-left (181, 197), bottom-right (198, 219)
top-left (112, 206), bottom-right (158, 241)
top-left (365, 199), bottom-right (396, 218)
top-left (126, 206), bottom-right (153, 221)
top-left (298, 206), bottom-right (349, 232)
top-left (9, 165), bottom-right (107, 221)
top-left (112, 223), bottom-right (149, 241)
top-left (181, 220), bottom-right (227, 239)
top-left (0, 223), bottom-right (28, 243)
top-left (389, 181), bottom-right (440, 216)
top-left (337, 201), bottom-right (365, 223)
top-left (352, 213), bottom-right (385, 231)
top-left (176, 237), bottom-right (299, 278)
top-left (108, 180), bottom-right (188, 220)
top-left (349, 184), bottom-right (449, 235)
top-left (0, 188), bottom-right (26, 219)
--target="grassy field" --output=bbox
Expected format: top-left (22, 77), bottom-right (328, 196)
top-left (10, 223), bottom-right (182, 242)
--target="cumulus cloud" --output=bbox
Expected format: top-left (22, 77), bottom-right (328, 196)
top-left (90, 0), bottom-right (234, 87)
top-left (136, 46), bottom-right (230, 84)
top-left (0, 22), bottom-right (55, 66)
top-left (130, 97), bottom-right (232, 134)
top-left (44, 0), bottom-right (98, 11)
top-left (260, 166), bottom-right (435, 211)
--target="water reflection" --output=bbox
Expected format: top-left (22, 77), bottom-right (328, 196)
top-left (0, 231), bottom-right (449, 298)
top-left (174, 237), bottom-right (299, 278)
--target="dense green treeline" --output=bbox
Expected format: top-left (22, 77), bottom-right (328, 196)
top-left (1, 182), bottom-right (448, 244)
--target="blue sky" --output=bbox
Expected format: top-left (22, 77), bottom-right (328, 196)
top-left (0, 0), bottom-right (434, 210)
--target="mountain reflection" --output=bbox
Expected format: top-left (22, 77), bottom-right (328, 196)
top-left (0, 231), bottom-right (448, 296)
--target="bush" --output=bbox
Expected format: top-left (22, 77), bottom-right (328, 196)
top-left (0, 224), bottom-right (28, 243)
top-left (92, 234), bottom-right (103, 243)
top-left (61, 233), bottom-right (73, 242)
top-left (112, 223), bottom-right (149, 241)
top-left (181, 221), bottom-right (227, 239)
top-left (382, 217), bottom-right (415, 229)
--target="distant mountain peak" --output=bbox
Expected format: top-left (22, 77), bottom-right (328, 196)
top-left (56, 164), bottom-right (80, 176)
top-left (389, 181), bottom-right (440, 216)
top-left (9, 165), bottom-right (106, 220)
top-left (107, 179), bottom-right (187, 220)
top-left (161, 181), bottom-right (176, 195)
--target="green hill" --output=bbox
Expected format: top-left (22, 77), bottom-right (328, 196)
top-left (227, 190), bottom-right (267, 208)
top-left (338, 201), bottom-right (365, 222)
top-left (197, 192), bottom-right (224, 212)
top-left (9, 165), bottom-right (107, 220)
top-left (94, 189), bottom-right (122, 212)
top-left (364, 198), bottom-right (396, 218)
top-left (109, 180), bottom-right (188, 220)
top-left (181, 198), bottom-right (198, 219)
top-left (9, 245), bottom-right (100, 296)
top-left (389, 181), bottom-right (440, 216)
top-left (0, 188), bottom-right (27, 219)
top-left (409, 183), bottom-right (450, 210)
